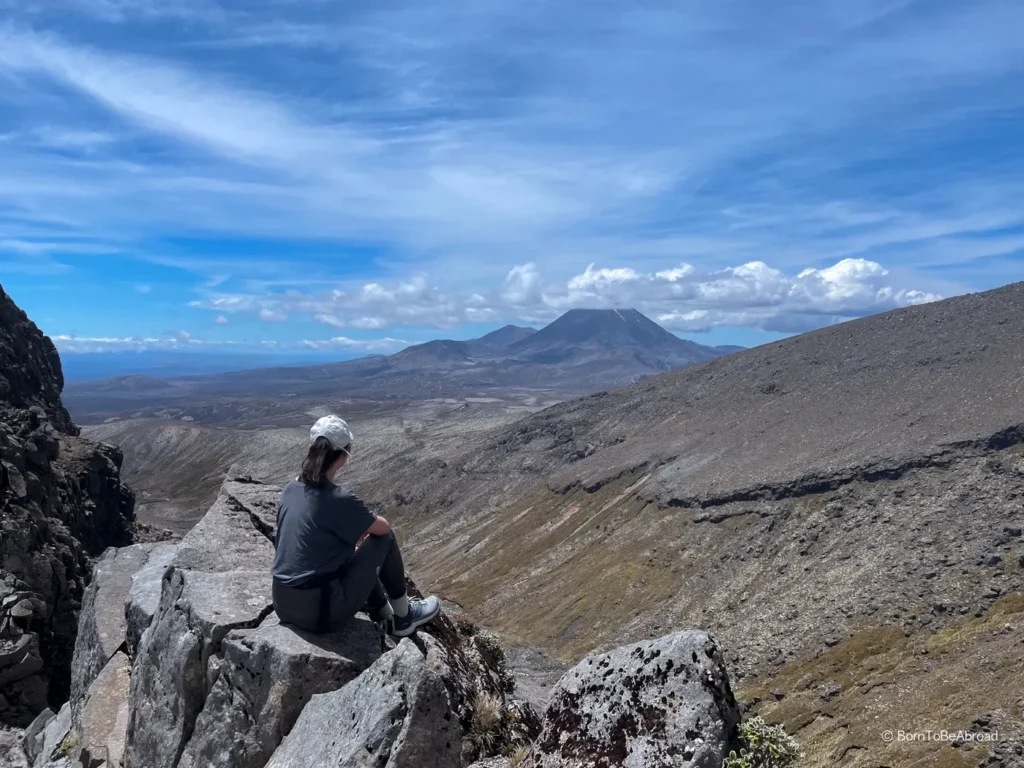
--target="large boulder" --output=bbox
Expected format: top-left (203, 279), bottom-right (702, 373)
top-left (527, 630), bottom-right (741, 768)
top-left (123, 567), bottom-right (274, 768)
top-left (177, 613), bottom-right (380, 768)
top-left (170, 479), bottom-right (275, 574)
top-left (265, 638), bottom-right (462, 768)
top-left (0, 285), bottom-right (135, 726)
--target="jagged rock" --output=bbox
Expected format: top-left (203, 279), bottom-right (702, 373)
top-left (466, 759), bottom-right (511, 768)
top-left (123, 567), bottom-right (272, 768)
top-left (170, 481), bottom-right (274, 574)
top-left (0, 724), bottom-right (31, 768)
top-left (24, 702), bottom-right (70, 767)
top-left (70, 545), bottom-right (154, 707)
top-left (265, 638), bottom-right (462, 768)
top-left (408, 598), bottom-right (540, 764)
top-left (177, 613), bottom-right (380, 768)
top-left (0, 287), bottom-right (75, 434)
top-left (124, 545), bottom-right (177, 655)
top-left (219, 476), bottom-right (279, 539)
top-left (23, 707), bottom-right (56, 765)
top-left (77, 651), bottom-right (130, 767)
top-left (0, 286), bottom-right (135, 725)
top-left (529, 630), bottom-right (740, 768)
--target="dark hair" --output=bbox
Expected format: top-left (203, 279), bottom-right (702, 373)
top-left (300, 436), bottom-right (346, 486)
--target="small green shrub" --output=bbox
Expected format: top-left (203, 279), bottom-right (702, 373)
top-left (725, 716), bottom-right (802, 768)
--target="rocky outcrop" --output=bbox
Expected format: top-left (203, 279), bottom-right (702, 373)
top-left (24, 476), bottom-right (551, 768)
top-left (528, 631), bottom-right (740, 768)
top-left (265, 638), bottom-right (461, 768)
top-left (406, 585), bottom-right (541, 765)
top-left (23, 472), bottom-right (740, 767)
top-left (70, 545), bottom-right (153, 707)
top-left (0, 285), bottom-right (135, 726)
top-left (0, 287), bottom-right (74, 435)
top-left (176, 613), bottom-right (379, 768)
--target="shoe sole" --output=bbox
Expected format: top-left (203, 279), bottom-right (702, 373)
top-left (389, 603), bottom-right (441, 637)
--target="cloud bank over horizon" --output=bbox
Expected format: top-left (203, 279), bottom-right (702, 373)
top-left (1, 0), bottom-right (1021, 355)
top-left (193, 255), bottom-right (941, 335)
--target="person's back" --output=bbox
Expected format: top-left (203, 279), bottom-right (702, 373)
top-left (271, 414), bottom-right (440, 637)
top-left (273, 479), bottom-right (374, 586)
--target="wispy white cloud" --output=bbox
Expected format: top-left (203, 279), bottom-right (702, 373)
top-left (51, 333), bottom-right (409, 353)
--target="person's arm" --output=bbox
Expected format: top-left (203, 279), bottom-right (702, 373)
top-left (364, 515), bottom-right (391, 537)
top-left (329, 486), bottom-right (387, 546)
top-left (356, 515), bottom-right (391, 548)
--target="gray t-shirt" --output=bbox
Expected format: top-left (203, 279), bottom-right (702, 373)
top-left (272, 479), bottom-right (377, 586)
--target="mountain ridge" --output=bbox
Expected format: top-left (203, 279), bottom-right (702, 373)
top-left (63, 307), bottom-right (737, 424)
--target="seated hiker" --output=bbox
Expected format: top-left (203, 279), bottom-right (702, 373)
top-left (271, 414), bottom-right (440, 637)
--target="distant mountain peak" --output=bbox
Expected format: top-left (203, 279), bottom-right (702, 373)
top-left (507, 306), bottom-right (721, 366)
top-left (476, 324), bottom-right (537, 347)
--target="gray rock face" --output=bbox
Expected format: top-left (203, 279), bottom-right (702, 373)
top-left (265, 639), bottom-right (462, 768)
top-left (124, 544), bottom-right (177, 656)
top-left (77, 650), bottom-right (130, 767)
top-left (529, 631), bottom-right (740, 768)
top-left (23, 702), bottom-right (70, 767)
top-left (123, 567), bottom-right (273, 768)
top-left (171, 479), bottom-right (276, 574)
top-left (70, 545), bottom-right (154, 707)
top-left (0, 724), bottom-right (31, 768)
top-left (177, 613), bottom-right (380, 768)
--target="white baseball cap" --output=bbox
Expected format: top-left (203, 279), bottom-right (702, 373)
top-left (310, 415), bottom-right (353, 451)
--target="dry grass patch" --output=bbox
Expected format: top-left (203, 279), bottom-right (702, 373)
top-left (738, 594), bottom-right (1024, 768)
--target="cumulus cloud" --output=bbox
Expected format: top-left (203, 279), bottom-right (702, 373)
top-left (191, 256), bottom-right (942, 334)
top-left (214, 314), bottom-right (229, 324)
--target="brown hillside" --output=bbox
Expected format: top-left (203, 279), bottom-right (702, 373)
top-left (354, 282), bottom-right (1024, 767)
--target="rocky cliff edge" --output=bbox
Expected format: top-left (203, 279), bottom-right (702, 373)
top-left (1, 285), bottom-right (135, 726)
top-left (23, 475), bottom-right (741, 768)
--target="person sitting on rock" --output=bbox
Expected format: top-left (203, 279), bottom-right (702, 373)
top-left (271, 414), bottom-right (440, 637)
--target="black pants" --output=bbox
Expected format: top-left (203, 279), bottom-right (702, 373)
top-left (272, 531), bottom-right (407, 633)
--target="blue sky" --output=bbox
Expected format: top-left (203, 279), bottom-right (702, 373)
top-left (1, 0), bottom-right (1022, 364)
